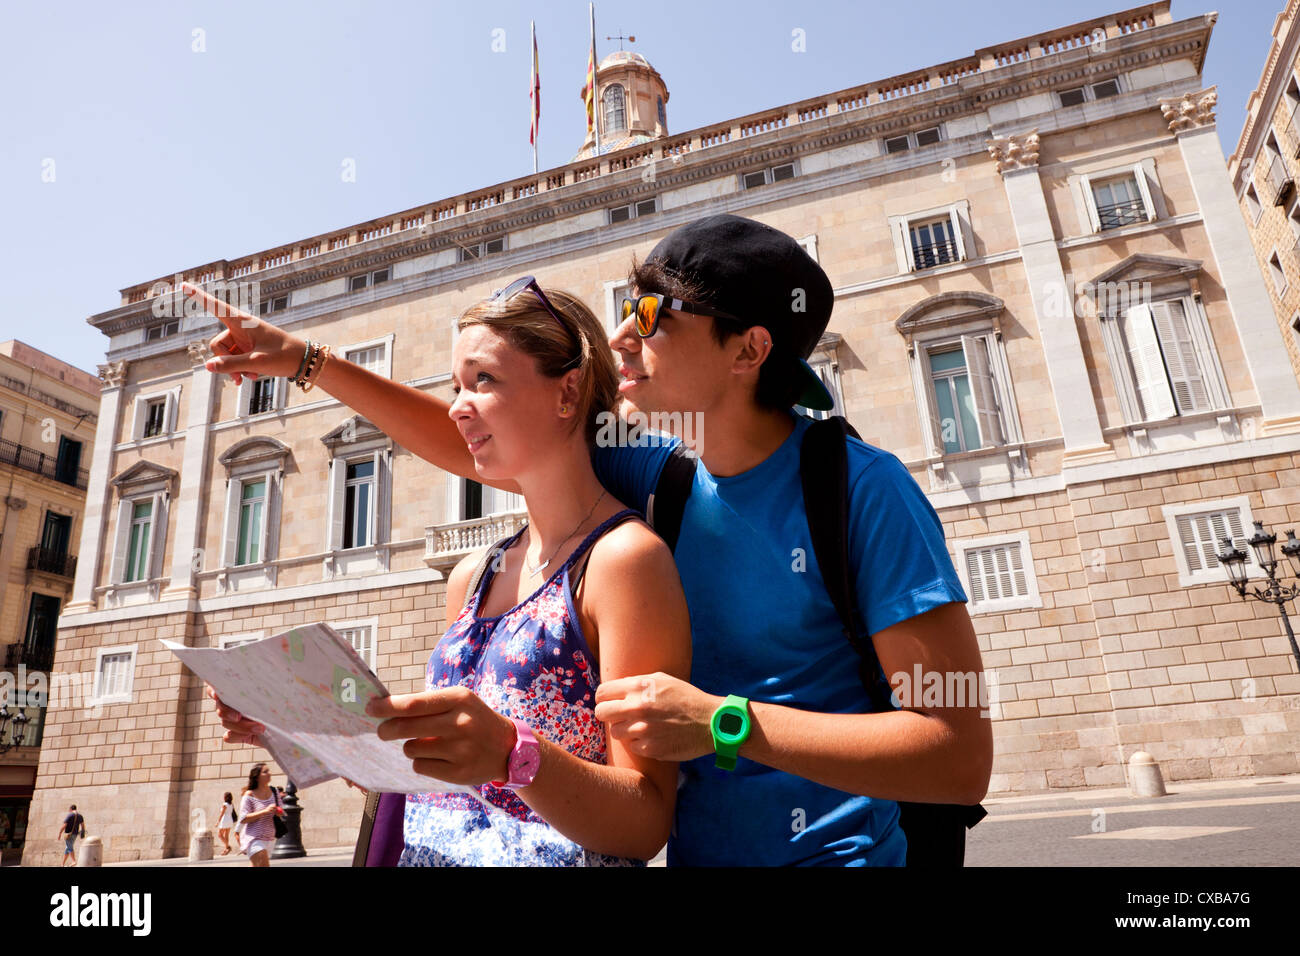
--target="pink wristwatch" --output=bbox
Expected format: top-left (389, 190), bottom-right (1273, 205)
top-left (495, 718), bottom-right (540, 790)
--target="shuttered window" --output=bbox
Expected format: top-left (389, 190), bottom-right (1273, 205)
top-left (964, 541), bottom-right (1029, 605)
top-left (1175, 508), bottom-right (1248, 574)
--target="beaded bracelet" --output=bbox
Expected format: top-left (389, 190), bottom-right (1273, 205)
top-left (290, 341), bottom-right (313, 383)
top-left (302, 344), bottom-right (330, 393)
top-left (295, 341), bottom-right (320, 390)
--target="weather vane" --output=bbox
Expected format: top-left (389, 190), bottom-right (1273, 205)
top-left (606, 31), bottom-right (635, 51)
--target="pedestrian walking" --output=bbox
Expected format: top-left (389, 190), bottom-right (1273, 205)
top-left (216, 791), bottom-right (237, 855)
top-left (57, 804), bottom-right (85, 867)
top-left (238, 764), bottom-right (284, 867)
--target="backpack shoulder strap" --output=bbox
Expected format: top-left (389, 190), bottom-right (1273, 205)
top-left (799, 416), bottom-right (893, 713)
top-left (647, 444), bottom-right (697, 553)
top-left (462, 533), bottom-right (515, 609)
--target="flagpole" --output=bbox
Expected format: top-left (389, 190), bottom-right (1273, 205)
top-left (590, 3), bottom-right (600, 156)
top-left (531, 19), bottom-right (538, 175)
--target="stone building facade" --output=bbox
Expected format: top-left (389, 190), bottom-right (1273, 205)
top-left (0, 341), bottom-right (99, 864)
top-left (26, 2), bottom-right (1300, 864)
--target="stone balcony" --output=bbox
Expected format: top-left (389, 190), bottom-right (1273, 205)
top-left (423, 512), bottom-right (527, 570)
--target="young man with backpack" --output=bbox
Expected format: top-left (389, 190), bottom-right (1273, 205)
top-left (204, 214), bottom-right (992, 866)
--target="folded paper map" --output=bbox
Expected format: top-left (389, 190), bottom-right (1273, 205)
top-left (162, 622), bottom-right (479, 799)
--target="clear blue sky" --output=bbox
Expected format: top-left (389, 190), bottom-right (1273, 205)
top-left (0, 0), bottom-right (1285, 376)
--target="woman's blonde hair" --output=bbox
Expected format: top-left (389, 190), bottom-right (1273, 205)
top-left (457, 285), bottom-right (619, 444)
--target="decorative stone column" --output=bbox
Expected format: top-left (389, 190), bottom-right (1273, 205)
top-left (162, 340), bottom-right (217, 601)
top-left (987, 129), bottom-right (1112, 463)
top-left (1158, 86), bottom-right (1300, 434)
top-left (64, 360), bottom-right (128, 614)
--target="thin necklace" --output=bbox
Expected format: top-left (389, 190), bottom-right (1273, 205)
top-left (525, 490), bottom-right (606, 576)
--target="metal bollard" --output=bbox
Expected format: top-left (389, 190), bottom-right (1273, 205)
top-left (1128, 751), bottom-right (1167, 798)
top-left (77, 835), bottom-right (102, 867)
top-left (189, 828), bottom-right (214, 862)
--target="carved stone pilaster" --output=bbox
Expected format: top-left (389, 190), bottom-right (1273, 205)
top-left (96, 359), bottom-right (127, 388)
top-left (987, 129), bottom-right (1040, 174)
top-left (1158, 87), bottom-right (1217, 134)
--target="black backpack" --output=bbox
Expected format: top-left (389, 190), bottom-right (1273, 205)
top-left (649, 415), bottom-right (987, 866)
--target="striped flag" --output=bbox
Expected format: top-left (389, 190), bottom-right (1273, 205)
top-left (529, 21), bottom-right (540, 149)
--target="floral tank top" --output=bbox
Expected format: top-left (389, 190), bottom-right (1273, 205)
top-left (399, 509), bottom-right (646, 867)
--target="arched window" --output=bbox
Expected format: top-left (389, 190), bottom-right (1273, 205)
top-left (603, 84), bottom-right (626, 133)
top-left (657, 95), bottom-right (667, 129)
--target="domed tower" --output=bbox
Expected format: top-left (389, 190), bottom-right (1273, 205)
top-left (573, 50), bottom-right (670, 161)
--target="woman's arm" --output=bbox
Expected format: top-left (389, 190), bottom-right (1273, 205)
top-left (183, 282), bottom-right (517, 494)
top-left (373, 524), bottom-right (692, 860)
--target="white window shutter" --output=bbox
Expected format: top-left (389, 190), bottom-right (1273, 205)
top-left (1081, 176), bottom-right (1102, 232)
top-left (109, 499), bottom-right (131, 584)
top-left (1150, 300), bottom-right (1209, 413)
top-left (276, 376), bottom-right (288, 412)
top-left (262, 470), bottom-right (277, 563)
top-left (1098, 316), bottom-right (1143, 424)
top-left (257, 471), bottom-right (271, 564)
top-left (371, 449), bottom-right (382, 547)
top-left (961, 334), bottom-right (1003, 447)
top-left (1121, 304), bottom-right (1176, 421)
top-left (328, 458), bottom-right (346, 551)
top-left (1132, 163), bottom-right (1156, 221)
top-left (919, 353), bottom-right (947, 455)
top-left (150, 492), bottom-right (168, 580)
top-left (948, 206), bottom-right (968, 261)
top-left (168, 386), bottom-right (181, 433)
top-left (236, 378), bottom-right (250, 418)
top-left (964, 550), bottom-right (986, 603)
top-left (222, 478), bottom-right (240, 567)
top-left (891, 217), bottom-right (913, 273)
top-left (130, 396), bottom-right (143, 441)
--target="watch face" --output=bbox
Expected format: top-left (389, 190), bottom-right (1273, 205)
top-left (511, 748), bottom-right (541, 784)
top-left (719, 713), bottom-right (743, 735)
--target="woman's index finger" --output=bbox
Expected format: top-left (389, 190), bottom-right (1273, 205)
top-left (181, 282), bottom-right (256, 346)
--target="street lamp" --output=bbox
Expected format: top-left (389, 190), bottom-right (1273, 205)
top-left (0, 706), bottom-right (28, 756)
top-left (1216, 521), bottom-right (1300, 672)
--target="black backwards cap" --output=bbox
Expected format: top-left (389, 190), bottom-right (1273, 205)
top-left (643, 214), bottom-right (835, 410)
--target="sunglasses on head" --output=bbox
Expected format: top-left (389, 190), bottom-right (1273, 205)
top-left (491, 276), bottom-right (565, 327)
top-left (489, 276), bottom-right (582, 371)
top-left (620, 293), bottom-right (743, 338)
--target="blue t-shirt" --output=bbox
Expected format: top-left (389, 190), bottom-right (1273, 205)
top-left (592, 412), bottom-right (968, 866)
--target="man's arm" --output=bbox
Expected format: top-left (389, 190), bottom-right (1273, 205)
top-left (733, 602), bottom-right (993, 804)
top-left (596, 602), bottom-right (992, 806)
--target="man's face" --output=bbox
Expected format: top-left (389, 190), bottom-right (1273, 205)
top-left (608, 293), bottom-right (738, 415)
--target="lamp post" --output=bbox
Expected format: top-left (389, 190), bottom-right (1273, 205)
top-left (0, 706), bottom-right (27, 756)
top-left (1216, 522), bottom-right (1300, 673)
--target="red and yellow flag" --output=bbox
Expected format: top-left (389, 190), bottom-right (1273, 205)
top-left (582, 4), bottom-right (599, 152)
top-left (530, 21), bottom-right (540, 147)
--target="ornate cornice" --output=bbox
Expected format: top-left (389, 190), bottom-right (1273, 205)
top-left (1158, 86), bottom-right (1217, 134)
top-left (987, 129), bottom-right (1040, 173)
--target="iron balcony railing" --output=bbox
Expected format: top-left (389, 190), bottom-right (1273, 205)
top-left (1096, 199), bottom-right (1148, 230)
top-left (910, 238), bottom-right (960, 270)
top-left (0, 438), bottom-right (88, 489)
top-left (27, 546), bottom-right (77, 578)
top-left (4, 641), bottom-right (55, 673)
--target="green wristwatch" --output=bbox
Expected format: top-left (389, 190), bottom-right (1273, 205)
top-left (710, 695), bottom-right (751, 771)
